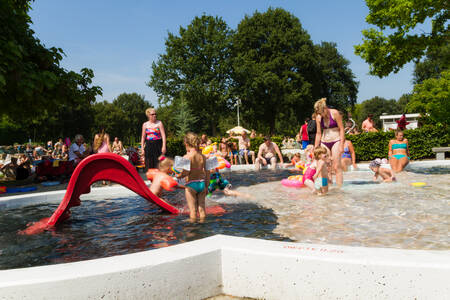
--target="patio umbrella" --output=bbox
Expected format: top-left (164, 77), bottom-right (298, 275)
top-left (226, 126), bottom-right (250, 135)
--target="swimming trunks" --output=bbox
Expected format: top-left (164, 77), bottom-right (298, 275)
top-left (302, 140), bottom-right (310, 149)
top-left (186, 180), bottom-right (206, 193)
top-left (342, 146), bottom-right (351, 159)
top-left (208, 172), bottom-right (231, 196)
top-left (314, 177), bottom-right (328, 189)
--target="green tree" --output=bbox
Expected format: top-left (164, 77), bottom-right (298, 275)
top-left (413, 43), bottom-right (450, 84)
top-left (149, 15), bottom-right (234, 135)
top-left (0, 0), bottom-right (101, 144)
top-left (352, 96), bottom-right (403, 128)
top-left (315, 42), bottom-right (359, 111)
top-left (91, 101), bottom-right (127, 143)
top-left (408, 70), bottom-right (449, 125)
top-left (112, 93), bottom-right (151, 143)
top-left (232, 8), bottom-right (321, 134)
top-left (397, 93), bottom-right (411, 113)
top-left (355, 0), bottom-right (449, 77)
top-left (173, 93), bottom-right (199, 137)
top-left (0, 0), bottom-right (101, 123)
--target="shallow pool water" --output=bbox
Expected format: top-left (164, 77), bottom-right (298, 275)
top-left (0, 165), bottom-right (449, 270)
top-left (230, 166), bottom-right (450, 251)
top-left (0, 170), bottom-right (291, 270)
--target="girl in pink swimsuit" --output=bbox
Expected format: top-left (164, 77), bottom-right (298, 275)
top-left (93, 129), bottom-right (112, 185)
top-left (93, 129), bottom-right (111, 154)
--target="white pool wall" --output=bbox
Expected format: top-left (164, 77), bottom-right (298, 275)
top-left (1, 160), bottom-right (449, 299)
top-left (0, 235), bottom-right (449, 299)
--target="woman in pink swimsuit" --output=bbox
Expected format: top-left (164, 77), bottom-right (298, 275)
top-left (314, 98), bottom-right (345, 187)
top-left (93, 128), bottom-right (111, 154)
top-left (141, 108), bottom-right (167, 171)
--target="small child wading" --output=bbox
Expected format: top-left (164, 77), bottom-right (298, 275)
top-left (313, 147), bottom-right (329, 195)
top-left (302, 146), bottom-right (329, 195)
top-left (179, 133), bottom-right (210, 221)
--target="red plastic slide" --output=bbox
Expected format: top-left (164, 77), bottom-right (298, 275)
top-left (21, 153), bottom-right (225, 235)
top-left (22, 153), bottom-right (181, 234)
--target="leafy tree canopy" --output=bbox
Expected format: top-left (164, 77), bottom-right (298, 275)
top-left (233, 8), bottom-right (358, 134)
top-left (149, 15), bottom-right (234, 135)
top-left (408, 70), bottom-right (449, 125)
top-left (232, 8), bottom-right (319, 134)
top-left (355, 0), bottom-right (449, 77)
top-left (0, 0), bottom-right (101, 136)
top-left (352, 96), bottom-right (404, 129)
top-left (413, 43), bottom-right (450, 84)
top-left (315, 42), bottom-right (359, 111)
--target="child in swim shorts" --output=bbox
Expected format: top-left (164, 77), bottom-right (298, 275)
top-left (207, 169), bottom-right (252, 199)
top-left (313, 146), bottom-right (329, 195)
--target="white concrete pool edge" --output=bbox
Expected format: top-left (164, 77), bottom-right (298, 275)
top-left (0, 235), bottom-right (449, 299)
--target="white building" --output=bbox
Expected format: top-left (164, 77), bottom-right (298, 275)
top-left (379, 113), bottom-right (421, 132)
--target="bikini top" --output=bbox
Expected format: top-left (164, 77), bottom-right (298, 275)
top-left (391, 143), bottom-right (407, 150)
top-left (321, 111), bottom-right (338, 129)
top-left (145, 126), bottom-right (161, 140)
top-left (343, 146), bottom-right (350, 154)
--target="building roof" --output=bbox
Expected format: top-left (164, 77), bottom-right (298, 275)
top-left (379, 113), bottom-right (421, 120)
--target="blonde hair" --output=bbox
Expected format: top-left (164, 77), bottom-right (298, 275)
top-left (145, 108), bottom-right (156, 117)
top-left (314, 98), bottom-right (327, 115)
top-left (305, 144), bottom-right (314, 152)
top-left (158, 157), bottom-right (174, 171)
top-left (184, 132), bottom-right (200, 149)
top-left (93, 129), bottom-right (105, 152)
top-left (313, 146), bottom-right (327, 160)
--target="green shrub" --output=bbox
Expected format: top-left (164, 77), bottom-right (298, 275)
top-left (163, 125), bottom-right (448, 160)
top-left (347, 124), bottom-right (449, 161)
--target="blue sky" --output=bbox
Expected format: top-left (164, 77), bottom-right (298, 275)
top-left (29, 0), bottom-right (416, 106)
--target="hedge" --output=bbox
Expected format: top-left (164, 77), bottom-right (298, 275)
top-left (165, 125), bottom-right (448, 161)
top-left (347, 124), bottom-right (449, 161)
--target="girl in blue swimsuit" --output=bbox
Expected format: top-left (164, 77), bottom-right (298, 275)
top-left (180, 133), bottom-right (209, 221)
top-left (388, 130), bottom-right (410, 173)
top-left (341, 140), bottom-right (357, 171)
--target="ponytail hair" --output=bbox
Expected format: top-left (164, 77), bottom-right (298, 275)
top-left (184, 132), bottom-right (200, 149)
top-left (314, 98), bottom-right (327, 114)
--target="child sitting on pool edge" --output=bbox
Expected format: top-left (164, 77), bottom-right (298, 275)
top-left (178, 133), bottom-right (210, 221)
top-left (149, 157), bottom-right (185, 198)
top-left (369, 158), bottom-right (396, 182)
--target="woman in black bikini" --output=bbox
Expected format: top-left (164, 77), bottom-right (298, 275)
top-left (314, 98), bottom-right (345, 187)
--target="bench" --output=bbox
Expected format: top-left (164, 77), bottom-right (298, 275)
top-left (432, 147), bottom-right (450, 160)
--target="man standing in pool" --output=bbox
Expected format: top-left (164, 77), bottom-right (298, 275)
top-left (255, 136), bottom-right (284, 170)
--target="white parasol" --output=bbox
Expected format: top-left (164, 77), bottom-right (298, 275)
top-left (226, 126), bottom-right (250, 135)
